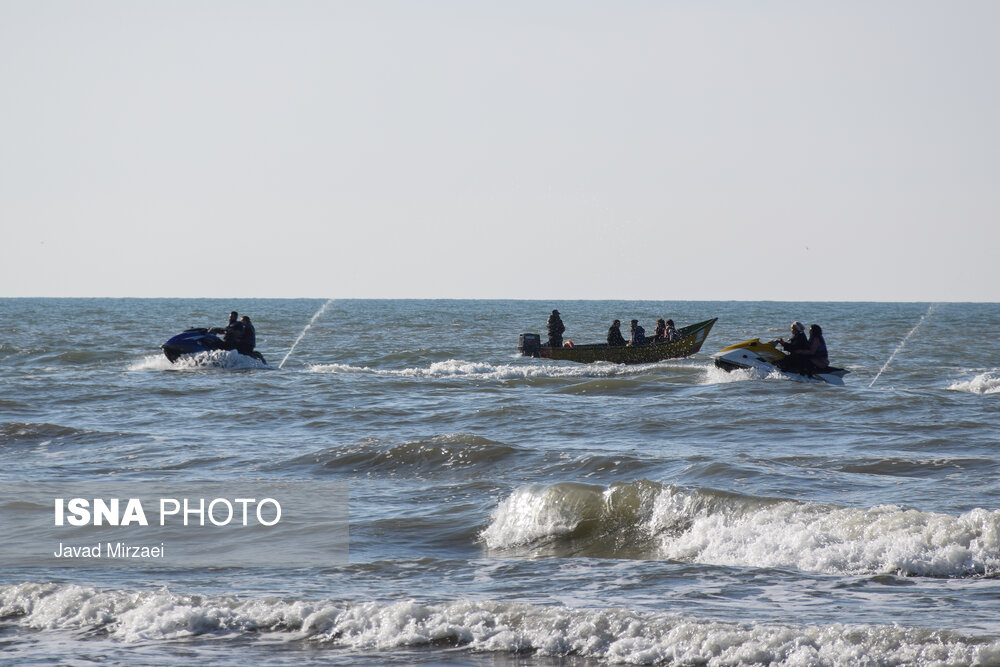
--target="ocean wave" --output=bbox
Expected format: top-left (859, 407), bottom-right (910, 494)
top-left (129, 351), bottom-right (268, 371)
top-left (0, 422), bottom-right (118, 448)
top-left (948, 372), bottom-right (1000, 395)
top-left (2, 582), bottom-right (998, 665)
top-left (290, 434), bottom-right (522, 474)
top-left (482, 482), bottom-right (1000, 577)
top-left (307, 359), bottom-right (661, 381)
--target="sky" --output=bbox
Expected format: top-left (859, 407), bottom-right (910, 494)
top-left (1, 1), bottom-right (998, 301)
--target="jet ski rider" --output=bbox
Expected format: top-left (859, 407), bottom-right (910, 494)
top-left (210, 311), bottom-right (247, 351)
top-left (239, 315), bottom-right (256, 356)
top-left (806, 324), bottom-right (829, 372)
top-left (775, 321), bottom-right (810, 373)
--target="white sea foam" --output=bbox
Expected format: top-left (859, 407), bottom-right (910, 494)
top-left (480, 483), bottom-right (606, 548)
top-left (483, 484), bottom-right (1000, 577)
top-left (308, 359), bottom-right (654, 381)
top-left (2, 582), bottom-right (998, 665)
top-left (701, 365), bottom-right (764, 384)
top-left (651, 492), bottom-right (1000, 577)
top-left (128, 351), bottom-right (267, 371)
top-left (948, 372), bottom-right (1000, 395)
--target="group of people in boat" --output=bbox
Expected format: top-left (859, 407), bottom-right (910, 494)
top-left (543, 310), bottom-right (833, 377)
top-left (210, 310), bottom-right (264, 361)
top-left (545, 310), bottom-right (681, 349)
top-left (606, 318), bottom-right (680, 347)
top-left (774, 321), bottom-right (828, 375)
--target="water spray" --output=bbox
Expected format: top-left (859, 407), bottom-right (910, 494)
top-left (869, 304), bottom-right (934, 388)
top-left (279, 298), bottom-right (333, 369)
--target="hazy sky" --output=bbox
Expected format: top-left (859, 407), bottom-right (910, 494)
top-left (2, 1), bottom-right (997, 301)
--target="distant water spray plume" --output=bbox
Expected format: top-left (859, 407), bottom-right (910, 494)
top-left (279, 299), bottom-right (333, 369)
top-left (869, 304), bottom-right (935, 388)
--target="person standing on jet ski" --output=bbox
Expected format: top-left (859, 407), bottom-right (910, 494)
top-left (775, 321), bottom-right (810, 373)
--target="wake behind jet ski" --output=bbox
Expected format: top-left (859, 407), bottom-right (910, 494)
top-left (161, 311), bottom-right (266, 365)
top-left (713, 324), bottom-right (848, 385)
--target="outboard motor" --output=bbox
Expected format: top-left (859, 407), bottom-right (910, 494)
top-left (518, 333), bottom-right (541, 357)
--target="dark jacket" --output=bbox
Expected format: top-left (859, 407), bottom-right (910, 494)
top-left (240, 322), bottom-right (257, 354)
top-left (653, 321), bottom-right (666, 342)
top-left (629, 325), bottom-right (646, 346)
top-left (547, 313), bottom-right (565, 346)
top-left (607, 323), bottom-right (626, 347)
top-left (808, 334), bottom-right (828, 368)
top-left (222, 321), bottom-right (246, 350)
top-left (779, 331), bottom-right (808, 354)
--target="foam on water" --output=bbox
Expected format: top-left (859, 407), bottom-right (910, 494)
top-left (483, 483), bottom-right (1000, 577)
top-left (309, 359), bottom-right (658, 381)
top-left (701, 365), bottom-right (765, 384)
top-left (948, 372), bottom-right (1000, 395)
top-left (3, 582), bottom-right (998, 665)
top-left (128, 351), bottom-right (267, 371)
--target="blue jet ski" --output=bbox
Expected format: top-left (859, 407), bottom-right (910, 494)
top-left (160, 328), bottom-right (266, 364)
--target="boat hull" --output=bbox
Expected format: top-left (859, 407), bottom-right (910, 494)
top-left (522, 318), bottom-right (717, 365)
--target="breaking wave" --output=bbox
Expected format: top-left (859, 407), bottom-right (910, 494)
top-left (2, 582), bottom-right (997, 665)
top-left (482, 482), bottom-right (1000, 577)
top-left (948, 372), bottom-right (1000, 395)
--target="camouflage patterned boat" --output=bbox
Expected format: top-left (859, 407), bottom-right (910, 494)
top-left (518, 318), bottom-right (717, 365)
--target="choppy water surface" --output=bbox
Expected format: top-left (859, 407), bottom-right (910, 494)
top-left (2, 298), bottom-right (999, 666)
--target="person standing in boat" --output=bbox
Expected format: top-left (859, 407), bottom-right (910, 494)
top-left (607, 319), bottom-right (626, 347)
top-left (628, 319), bottom-right (647, 346)
top-left (546, 309), bottom-right (565, 348)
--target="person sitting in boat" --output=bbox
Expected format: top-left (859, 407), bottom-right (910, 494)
top-left (653, 319), bottom-right (667, 342)
top-left (665, 319), bottom-right (680, 342)
top-left (607, 319), bottom-right (626, 347)
top-left (775, 321), bottom-right (809, 373)
top-left (806, 324), bottom-right (829, 373)
top-left (547, 309), bottom-right (565, 347)
top-left (628, 319), bottom-right (647, 346)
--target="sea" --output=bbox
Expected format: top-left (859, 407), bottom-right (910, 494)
top-left (1, 298), bottom-right (999, 666)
